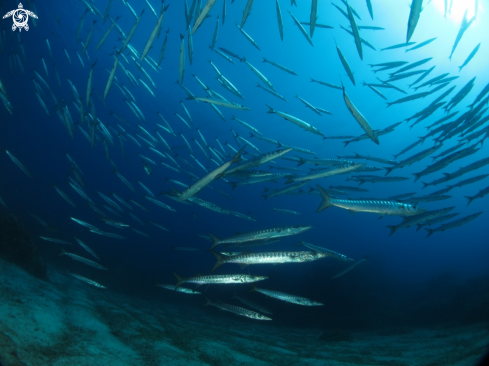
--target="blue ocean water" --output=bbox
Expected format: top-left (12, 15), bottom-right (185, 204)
top-left (0, 0), bottom-right (488, 364)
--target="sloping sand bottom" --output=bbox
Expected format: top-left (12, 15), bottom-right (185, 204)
top-left (0, 259), bottom-right (488, 366)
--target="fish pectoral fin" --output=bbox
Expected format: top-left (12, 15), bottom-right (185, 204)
top-left (348, 210), bottom-right (357, 215)
top-left (239, 263), bottom-right (249, 269)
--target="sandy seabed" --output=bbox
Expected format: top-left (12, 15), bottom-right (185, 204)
top-left (0, 258), bottom-right (488, 366)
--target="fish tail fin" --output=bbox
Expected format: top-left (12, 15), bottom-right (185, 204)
top-left (416, 224), bottom-right (422, 232)
top-left (208, 232), bottom-right (221, 250)
top-left (265, 105), bottom-right (274, 113)
top-left (232, 146), bottom-right (246, 164)
top-left (424, 228), bottom-right (434, 238)
top-left (458, 66), bottom-right (463, 72)
top-left (262, 195), bottom-right (268, 201)
top-left (173, 273), bottom-right (184, 289)
top-left (315, 184), bottom-right (332, 213)
top-left (248, 284), bottom-right (258, 293)
top-left (228, 182), bottom-right (238, 190)
top-left (413, 173), bottom-right (421, 182)
top-left (297, 157), bottom-right (306, 167)
top-left (387, 226), bottom-right (397, 237)
top-left (262, 57), bottom-right (267, 63)
top-left (421, 182), bottom-right (429, 189)
top-left (384, 167), bottom-right (393, 176)
top-left (59, 248), bottom-right (67, 256)
top-left (464, 196), bottom-right (474, 206)
top-left (210, 251), bottom-right (224, 272)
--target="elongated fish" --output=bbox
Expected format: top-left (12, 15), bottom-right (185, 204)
top-left (275, 0), bottom-right (283, 41)
top-left (192, 0), bottom-right (217, 34)
top-left (60, 249), bottom-right (107, 270)
top-left (240, 0), bottom-right (254, 28)
top-left (406, 0), bottom-right (423, 42)
top-left (81, 20), bottom-right (97, 56)
top-left (458, 43), bottom-right (481, 72)
top-left (286, 163), bottom-right (364, 184)
top-left (68, 271), bottom-right (106, 289)
top-left (341, 85), bottom-right (378, 144)
top-left (224, 148), bottom-right (293, 176)
top-left (141, 7), bottom-right (166, 62)
top-left (316, 185), bottom-right (424, 216)
top-left (5, 150), bottom-right (32, 178)
top-left (174, 273), bottom-right (266, 289)
top-left (336, 44), bottom-right (355, 85)
top-left (204, 297), bottom-right (271, 320)
top-left (249, 285), bottom-right (323, 306)
top-left (449, 10), bottom-right (475, 60)
top-left (157, 284), bottom-right (201, 294)
top-left (288, 11), bottom-right (313, 46)
top-left (345, 0), bottom-right (362, 59)
top-left (267, 106), bottom-right (323, 136)
top-left (208, 225), bottom-right (312, 250)
top-left (211, 250), bottom-right (327, 271)
top-left (178, 147), bottom-right (245, 201)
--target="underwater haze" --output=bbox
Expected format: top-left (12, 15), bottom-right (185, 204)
top-left (0, 0), bottom-right (489, 365)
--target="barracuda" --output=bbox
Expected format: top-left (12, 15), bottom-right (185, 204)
top-left (211, 251), bottom-right (327, 271)
top-left (249, 285), bottom-right (323, 306)
top-left (316, 185), bottom-right (425, 216)
top-left (208, 225), bottom-right (312, 250)
top-left (224, 148), bottom-right (293, 176)
top-left (156, 284), bottom-right (201, 294)
top-left (174, 273), bottom-right (267, 289)
top-left (204, 297), bottom-right (272, 321)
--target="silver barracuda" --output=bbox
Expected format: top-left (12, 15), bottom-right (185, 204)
top-left (178, 147), bottom-right (245, 202)
top-left (209, 225), bottom-right (312, 250)
top-left (174, 273), bottom-right (267, 289)
top-left (60, 249), bottom-right (107, 270)
top-left (204, 297), bottom-right (271, 321)
top-left (68, 271), bottom-right (106, 289)
top-left (316, 185), bottom-right (425, 216)
top-left (249, 285), bottom-right (323, 306)
top-left (266, 106), bottom-right (323, 136)
top-left (156, 284), bottom-right (201, 294)
top-left (342, 84), bottom-right (378, 144)
top-left (285, 163), bottom-right (364, 184)
top-left (211, 251), bottom-right (327, 271)
top-left (224, 148), bottom-right (293, 176)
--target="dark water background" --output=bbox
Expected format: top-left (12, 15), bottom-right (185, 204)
top-left (0, 0), bottom-right (488, 330)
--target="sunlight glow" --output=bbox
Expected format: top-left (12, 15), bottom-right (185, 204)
top-left (431, 0), bottom-right (480, 23)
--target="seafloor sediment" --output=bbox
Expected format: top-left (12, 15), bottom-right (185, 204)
top-left (0, 258), bottom-right (488, 366)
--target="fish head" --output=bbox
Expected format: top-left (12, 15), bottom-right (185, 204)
top-left (244, 275), bottom-right (268, 283)
top-left (402, 204), bottom-right (426, 216)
